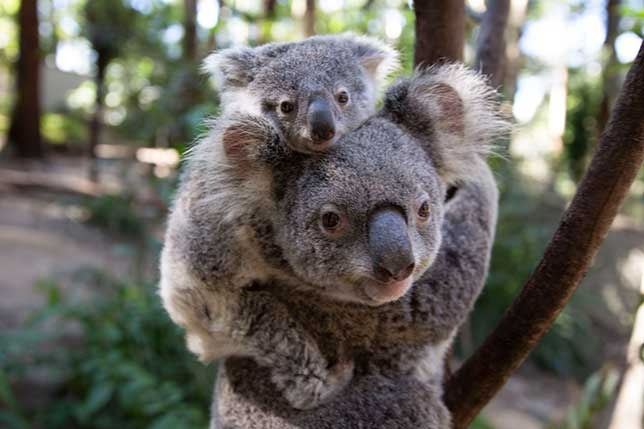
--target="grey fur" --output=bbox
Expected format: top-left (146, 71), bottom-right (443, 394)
top-left (202, 34), bottom-right (399, 153)
top-left (160, 63), bottom-right (508, 420)
top-left (212, 163), bottom-right (499, 429)
top-left (209, 65), bottom-right (506, 428)
top-left (161, 35), bottom-right (398, 410)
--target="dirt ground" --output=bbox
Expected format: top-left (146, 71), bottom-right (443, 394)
top-left (1, 157), bottom-right (642, 428)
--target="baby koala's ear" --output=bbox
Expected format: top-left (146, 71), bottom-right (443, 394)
top-left (202, 47), bottom-right (260, 90)
top-left (342, 34), bottom-right (400, 89)
top-left (383, 64), bottom-right (510, 184)
top-left (218, 115), bottom-right (284, 169)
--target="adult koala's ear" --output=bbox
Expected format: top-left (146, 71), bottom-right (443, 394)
top-left (217, 115), bottom-right (284, 169)
top-left (384, 64), bottom-right (510, 184)
top-left (341, 34), bottom-right (400, 90)
top-left (202, 47), bottom-right (261, 90)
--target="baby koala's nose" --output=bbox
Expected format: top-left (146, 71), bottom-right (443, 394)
top-left (312, 124), bottom-right (335, 142)
top-left (308, 99), bottom-right (336, 144)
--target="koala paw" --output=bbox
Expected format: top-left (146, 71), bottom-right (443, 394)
top-left (278, 358), bottom-right (355, 410)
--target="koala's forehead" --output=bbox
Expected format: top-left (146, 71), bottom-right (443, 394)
top-left (249, 44), bottom-right (364, 97)
top-left (292, 120), bottom-right (440, 208)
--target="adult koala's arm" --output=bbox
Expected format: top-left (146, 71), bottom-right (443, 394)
top-left (411, 160), bottom-right (498, 345)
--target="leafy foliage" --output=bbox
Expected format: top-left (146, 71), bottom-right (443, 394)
top-left (548, 365), bottom-right (620, 429)
top-left (0, 273), bottom-right (215, 429)
top-left (83, 194), bottom-right (146, 238)
top-left (83, 0), bottom-right (140, 63)
top-left (469, 163), bottom-right (602, 379)
top-left (562, 69), bottom-right (601, 182)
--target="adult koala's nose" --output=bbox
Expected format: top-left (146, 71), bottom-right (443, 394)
top-left (307, 98), bottom-right (336, 148)
top-left (368, 207), bottom-right (415, 284)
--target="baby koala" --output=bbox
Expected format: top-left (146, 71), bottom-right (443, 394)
top-left (204, 34), bottom-right (399, 153)
top-left (159, 34), bottom-right (398, 410)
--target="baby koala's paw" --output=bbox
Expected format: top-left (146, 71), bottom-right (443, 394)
top-left (277, 358), bottom-right (355, 410)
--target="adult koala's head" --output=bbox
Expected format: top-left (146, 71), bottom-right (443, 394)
top-left (219, 65), bottom-right (507, 306)
top-left (203, 34), bottom-right (398, 154)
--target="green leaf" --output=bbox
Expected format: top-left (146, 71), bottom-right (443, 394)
top-left (75, 383), bottom-right (114, 423)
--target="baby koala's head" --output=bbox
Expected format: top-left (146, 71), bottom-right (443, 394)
top-left (218, 65), bottom-right (507, 306)
top-left (204, 34), bottom-right (399, 154)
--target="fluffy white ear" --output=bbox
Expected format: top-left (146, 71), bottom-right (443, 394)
top-left (384, 64), bottom-right (510, 184)
top-left (202, 46), bottom-right (260, 90)
top-left (342, 34), bottom-right (400, 90)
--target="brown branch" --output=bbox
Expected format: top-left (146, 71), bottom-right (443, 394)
top-left (413, 0), bottom-right (464, 67)
top-left (304, 0), bottom-right (315, 37)
top-left (183, 0), bottom-right (198, 61)
top-left (444, 40), bottom-right (644, 429)
top-left (474, 0), bottom-right (511, 88)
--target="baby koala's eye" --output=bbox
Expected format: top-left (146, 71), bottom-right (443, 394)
top-left (280, 101), bottom-right (295, 114)
top-left (417, 200), bottom-right (430, 220)
top-left (336, 90), bottom-right (350, 105)
top-left (319, 204), bottom-right (347, 237)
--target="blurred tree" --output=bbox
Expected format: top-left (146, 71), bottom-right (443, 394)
top-left (8, 0), bottom-right (43, 158)
top-left (596, 0), bottom-right (621, 134)
top-left (475, 0), bottom-right (511, 88)
top-left (305, 0), bottom-right (316, 36)
top-left (84, 0), bottom-right (138, 181)
top-left (502, 0), bottom-right (529, 100)
top-left (184, 0), bottom-right (198, 62)
top-left (414, 0), bottom-right (464, 66)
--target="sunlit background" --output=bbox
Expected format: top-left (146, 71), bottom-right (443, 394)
top-left (0, 1), bottom-right (643, 429)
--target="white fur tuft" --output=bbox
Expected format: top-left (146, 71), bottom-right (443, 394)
top-left (411, 63), bottom-right (511, 183)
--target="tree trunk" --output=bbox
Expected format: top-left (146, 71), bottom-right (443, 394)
top-left (596, 0), bottom-right (621, 134)
top-left (413, 0), bottom-right (464, 67)
top-left (264, 0), bottom-right (277, 17)
top-left (183, 0), bottom-right (198, 61)
top-left (88, 54), bottom-right (107, 182)
top-left (444, 40), bottom-right (644, 429)
top-left (502, 0), bottom-right (529, 100)
top-left (474, 0), bottom-right (511, 88)
top-left (304, 0), bottom-right (315, 37)
top-left (8, 0), bottom-right (43, 159)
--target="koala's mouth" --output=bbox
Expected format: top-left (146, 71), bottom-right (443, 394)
top-left (362, 275), bottom-right (414, 305)
top-left (287, 136), bottom-right (338, 154)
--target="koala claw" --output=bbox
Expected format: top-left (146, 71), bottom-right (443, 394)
top-left (280, 358), bottom-right (355, 410)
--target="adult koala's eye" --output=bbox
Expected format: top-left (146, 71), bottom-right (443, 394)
top-left (417, 200), bottom-right (430, 220)
top-left (336, 90), bottom-right (349, 105)
top-left (280, 101), bottom-right (295, 114)
top-left (319, 204), bottom-right (347, 237)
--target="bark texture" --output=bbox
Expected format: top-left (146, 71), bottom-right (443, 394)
top-left (88, 55), bottom-right (107, 182)
top-left (444, 40), bottom-right (644, 429)
top-left (8, 0), bottom-right (43, 158)
top-left (183, 0), bottom-right (198, 61)
top-left (304, 0), bottom-right (315, 37)
top-left (413, 0), bottom-right (464, 66)
top-left (474, 0), bottom-right (511, 88)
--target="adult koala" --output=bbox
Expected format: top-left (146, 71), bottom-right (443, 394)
top-left (211, 64), bottom-right (508, 429)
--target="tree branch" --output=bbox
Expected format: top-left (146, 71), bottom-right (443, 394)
top-left (474, 0), bottom-right (511, 88)
top-left (444, 40), bottom-right (644, 429)
top-left (413, 0), bottom-right (464, 66)
top-left (465, 4), bottom-right (484, 23)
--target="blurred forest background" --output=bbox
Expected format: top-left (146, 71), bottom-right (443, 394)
top-left (0, 0), bottom-right (643, 428)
